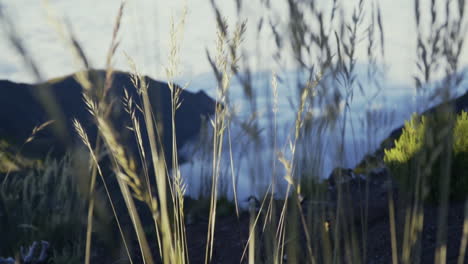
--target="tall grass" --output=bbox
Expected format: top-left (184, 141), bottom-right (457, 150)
top-left (0, 0), bottom-right (467, 263)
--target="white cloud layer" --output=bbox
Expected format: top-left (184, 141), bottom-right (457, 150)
top-left (0, 0), bottom-right (465, 84)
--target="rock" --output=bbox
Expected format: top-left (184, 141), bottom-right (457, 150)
top-left (0, 258), bottom-right (14, 264)
top-left (0, 241), bottom-right (49, 264)
top-left (327, 167), bottom-right (364, 189)
top-left (326, 166), bottom-right (394, 229)
top-left (0, 69), bottom-right (218, 170)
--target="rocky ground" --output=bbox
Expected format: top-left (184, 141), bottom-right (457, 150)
top-left (325, 167), bottom-right (468, 264)
top-left (102, 166), bottom-right (467, 264)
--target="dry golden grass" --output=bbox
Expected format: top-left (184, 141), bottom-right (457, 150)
top-left (0, 0), bottom-right (467, 263)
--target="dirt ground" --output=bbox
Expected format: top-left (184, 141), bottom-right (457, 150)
top-left (111, 171), bottom-right (468, 264)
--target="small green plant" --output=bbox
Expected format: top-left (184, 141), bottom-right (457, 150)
top-left (384, 110), bottom-right (468, 201)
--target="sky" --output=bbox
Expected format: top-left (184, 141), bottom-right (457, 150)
top-left (0, 0), bottom-right (466, 86)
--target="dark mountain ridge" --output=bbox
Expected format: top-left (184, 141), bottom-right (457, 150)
top-left (0, 69), bottom-right (218, 170)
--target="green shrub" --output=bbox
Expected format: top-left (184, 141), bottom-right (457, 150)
top-left (384, 110), bottom-right (468, 202)
top-left (383, 114), bottom-right (426, 193)
top-left (0, 156), bottom-right (87, 263)
top-left (452, 111), bottom-right (468, 200)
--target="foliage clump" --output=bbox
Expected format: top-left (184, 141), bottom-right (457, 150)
top-left (384, 110), bottom-right (468, 202)
top-left (451, 111), bottom-right (468, 200)
top-left (0, 156), bottom-right (89, 263)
